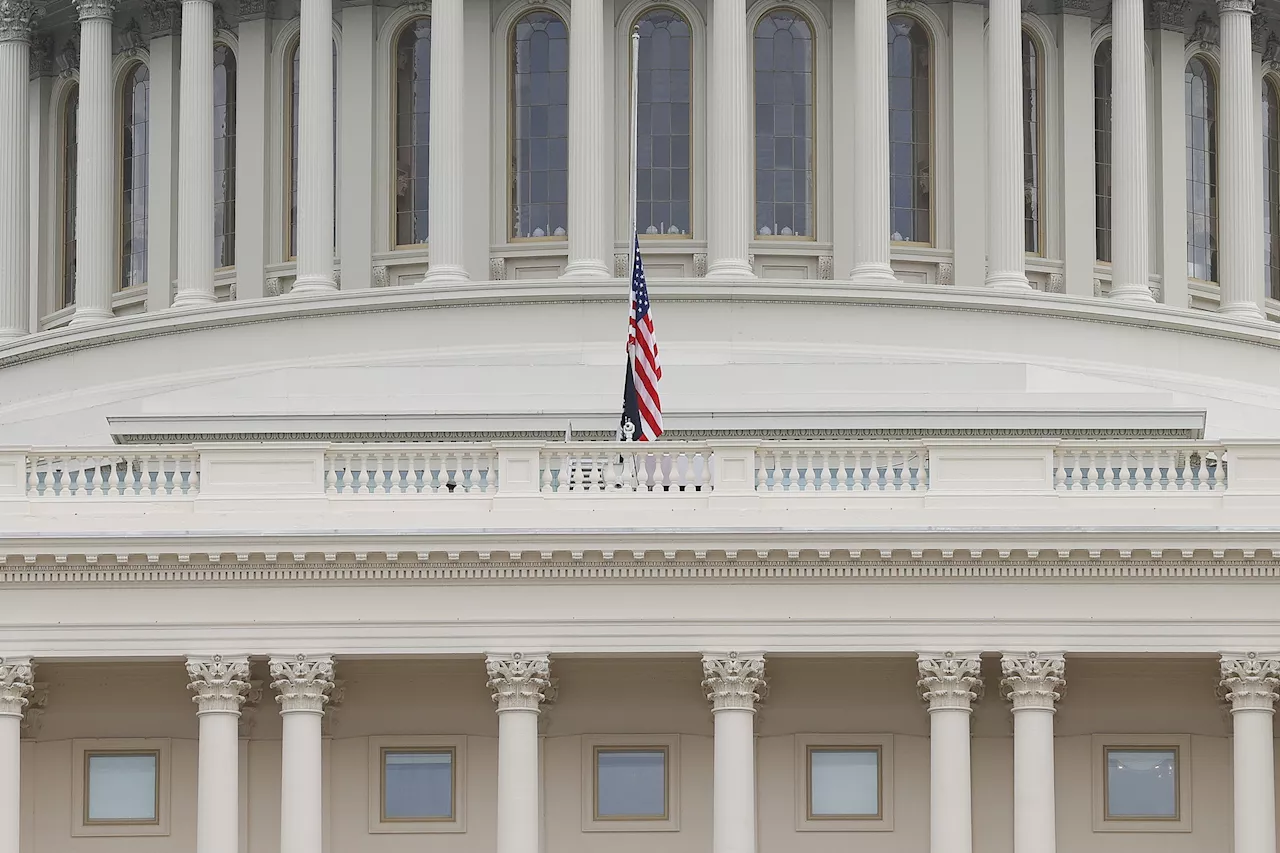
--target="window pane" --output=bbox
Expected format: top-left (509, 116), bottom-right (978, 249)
top-left (62, 86), bottom-right (78, 308)
top-left (120, 63), bottom-right (150, 289)
top-left (1106, 748), bottom-right (1177, 819)
top-left (596, 749), bottom-right (666, 818)
top-left (1022, 32), bottom-right (1041, 254)
top-left (887, 15), bottom-right (930, 244)
top-left (214, 44), bottom-right (237, 268)
top-left (810, 748), bottom-right (878, 818)
top-left (512, 11), bottom-right (569, 239)
top-left (1264, 81), bottom-right (1280, 297)
top-left (635, 9), bottom-right (692, 236)
top-left (383, 750), bottom-right (453, 820)
top-left (87, 753), bottom-right (157, 822)
top-left (395, 17), bottom-right (431, 246)
top-left (754, 9), bottom-right (813, 238)
top-left (1095, 41), bottom-right (1112, 262)
top-left (1186, 57), bottom-right (1217, 281)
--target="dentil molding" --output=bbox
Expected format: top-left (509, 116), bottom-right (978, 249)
top-left (485, 653), bottom-right (551, 712)
top-left (0, 657), bottom-right (33, 718)
top-left (1219, 653), bottom-right (1280, 711)
top-left (186, 654), bottom-right (251, 714)
top-left (1000, 652), bottom-right (1066, 711)
top-left (918, 652), bottom-right (983, 711)
top-left (702, 652), bottom-right (767, 712)
top-left (269, 654), bottom-right (335, 713)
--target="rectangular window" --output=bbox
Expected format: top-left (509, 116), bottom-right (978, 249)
top-left (808, 747), bottom-right (880, 819)
top-left (86, 752), bottom-right (159, 824)
top-left (594, 747), bottom-right (668, 820)
top-left (1104, 747), bottom-right (1178, 820)
top-left (382, 748), bottom-right (454, 821)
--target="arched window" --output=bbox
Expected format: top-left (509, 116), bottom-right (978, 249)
top-left (61, 85), bottom-right (79, 309)
top-left (394, 16), bottom-right (431, 247)
top-left (214, 43), bottom-right (237, 268)
top-left (1094, 40), bottom-right (1111, 263)
top-left (511, 9), bottom-right (569, 240)
top-left (634, 7), bottom-right (692, 237)
top-left (120, 62), bottom-right (150, 289)
top-left (753, 9), bottom-right (813, 239)
top-left (1264, 78), bottom-right (1279, 297)
top-left (1186, 55), bottom-right (1217, 281)
top-left (887, 14), bottom-right (930, 245)
top-left (285, 37), bottom-right (337, 258)
top-left (1021, 31), bottom-right (1041, 255)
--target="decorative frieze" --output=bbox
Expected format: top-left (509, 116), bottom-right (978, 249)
top-left (702, 652), bottom-right (767, 711)
top-left (486, 653), bottom-right (551, 712)
top-left (1148, 0), bottom-right (1187, 30)
top-left (818, 255), bottom-right (834, 281)
top-left (918, 652), bottom-right (984, 711)
top-left (73, 0), bottom-right (117, 22)
top-left (1252, 11), bottom-right (1268, 50)
top-left (269, 654), bottom-right (335, 713)
top-left (1000, 652), bottom-right (1065, 711)
top-left (1220, 653), bottom-right (1280, 711)
top-left (693, 253), bottom-right (708, 277)
top-left (488, 257), bottom-right (506, 281)
top-left (372, 265), bottom-right (390, 288)
top-left (187, 654), bottom-right (251, 714)
top-left (1058, 0), bottom-right (1092, 16)
top-left (613, 253), bottom-right (630, 279)
top-left (116, 18), bottom-right (143, 56)
top-left (55, 36), bottom-right (78, 76)
top-left (142, 0), bottom-right (179, 36)
top-left (0, 657), bottom-right (33, 718)
top-left (28, 34), bottom-right (52, 78)
top-left (236, 0), bottom-right (275, 21)
top-left (1189, 10), bottom-right (1220, 47)
top-left (0, 0), bottom-right (39, 44)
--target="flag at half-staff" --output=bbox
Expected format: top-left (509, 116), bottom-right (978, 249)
top-left (620, 233), bottom-right (662, 441)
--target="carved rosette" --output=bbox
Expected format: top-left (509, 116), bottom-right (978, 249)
top-left (269, 655), bottom-right (335, 714)
top-left (918, 653), bottom-right (983, 712)
top-left (1220, 654), bottom-right (1280, 712)
top-left (1000, 653), bottom-right (1066, 711)
top-left (486, 653), bottom-right (551, 712)
top-left (702, 652), bottom-right (767, 712)
top-left (73, 0), bottom-right (117, 22)
top-left (0, 658), bottom-right (34, 719)
top-left (0, 0), bottom-right (39, 44)
top-left (187, 655), bottom-right (251, 715)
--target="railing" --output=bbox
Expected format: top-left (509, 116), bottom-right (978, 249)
top-left (755, 444), bottom-right (928, 491)
top-left (325, 446), bottom-right (498, 494)
top-left (26, 449), bottom-right (201, 496)
top-left (539, 443), bottom-right (713, 492)
top-left (1052, 443), bottom-right (1227, 491)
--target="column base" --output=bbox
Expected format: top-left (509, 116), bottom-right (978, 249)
top-left (0, 328), bottom-right (26, 343)
top-left (421, 264), bottom-right (471, 285)
top-left (290, 276), bottom-right (338, 296)
top-left (1108, 284), bottom-right (1156, 304)
top-left (1219, 301), bottom-right (1266, 322)
top-left (560, 259), bottom-right (612, 280)
top-left (849, 263), bottom-right (898, 285)
top-left (69, 306), bottom-right (113, 326)
top-left (172, 290), bottom-right (218, 310)
top-left (705, 258), bottom-right (756, 280)
top-left (985, 272), bottom-right (1033, 292)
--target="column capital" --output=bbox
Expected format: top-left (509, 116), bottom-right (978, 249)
top-left (0, 657), bottom-right (33, 719)
top-left (1000, 652), bottom-right (1065, 711)
top-left (73, 0), bottom-right (116, 21)
top-left (1220, 653), bottom-right (1280, 712)
top-left (186, 655), bottom-right (251, 715)
top-left (486, 653), bottom-right (551, 713)
top-left (702, 652), bottom-right (767, 712)
top-left (269, 654), bottom-right (335, 714)
top-left (918, 652), bottom-right (984, 712)
top-left (0, 0), bottom-right (39, 43)
top-left (1218, 0), bottom-right (1254, 15)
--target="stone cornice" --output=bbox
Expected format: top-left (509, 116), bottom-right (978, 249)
top-left (0, 0), bottom-right (39, 44)
top-left (0, 658), bottom-right (33, 718)
top-left (187, 654), bottom-right (251, 714)
top-left (1001, 652), bottom-right (1066, 711)
top-left (269, 654), bottom-right (334, 713)
top-left (918, 652), bottom-right (984, 711)
top-left (485, 653), bottom-right (550, 712)
top-left (702, 652), bottom-right (767, 712)
top-left (1220, 653), bottom-right (1280, 711)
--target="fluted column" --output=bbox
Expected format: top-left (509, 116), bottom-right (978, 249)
top-left (187, 656), bottom-right (250, 853)
top-left (1220, 654), bottom-right (1280, 853)
top-left (0, 659), bottom-right (33, 853)
top-left (173, 0), bottom-right (216, 308)
top-left (985, 0), bottom-right (1030, 291)
top-left (1108, 0), bottom-right (1154, 302)
top-left (70, 0), bottom-right (118, 325)
top-left (0, 2), bottom-right (36, 340)
top-left (850, 0), bottom-right (895, 283)
top-left (1001, 653), bottom-right (1064, 853)
top-left (420, 0), bottom-right (468, 284)
top-left (270, 655), bottom-right (334, 853)
top-left (292, 0), bottom-right (335, 294)
top-left (706, 0), bottom-right (754, 279)
top-left (703, 653), bottom-right (766, 853)
top-left (561, 0), bottom-right (609, 279)
top-left (487, 654), bottom-right (550, 853)
top-left (1217, 0), bottom-right (1264, 319)
top-left (918, 653), bottom-right (982, 853)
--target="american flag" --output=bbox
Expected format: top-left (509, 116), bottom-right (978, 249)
top-left (620, 234), bottom-right (663, 441)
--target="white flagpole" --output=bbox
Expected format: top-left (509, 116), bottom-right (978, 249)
top-left (619, 25), bottom-right (642, 444)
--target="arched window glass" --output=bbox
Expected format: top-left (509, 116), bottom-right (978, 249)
top-left (635, 7), bottom-right (692, 237)
top-left (394, 16), bottom-right (431, 247)
top-left (753, 9), bottom-right (813, 238)
top-left (120, 62), bottom-right (150, 289)
top-left (61, 86), bottom-right (79, 309)
top-left (1094, 40), bottom-right (1112, 263)
top-left (214, 44), bottom-right (237, 268)
top-left (1264, 79), bottom-right (1279, 297)
top-left (286, 38), bottom-right (338, 258)
top-left (511, 10), bottom-right (569, 240)
top-left (888, 14), bottom-right (930, 244)
top-left (1021, 31), bottom-right (1041, 254)
top-left (1186, 56), bottom-right (1217, 281)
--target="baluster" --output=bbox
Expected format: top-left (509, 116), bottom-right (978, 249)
top-left (540, 452), bottom-right (555, 493)
top-left (755, 453), bottom-right (768, 491)
top-left (25, 459), bottom-right (37, 496)
top-left (188, 455), bottom-right (201, 494)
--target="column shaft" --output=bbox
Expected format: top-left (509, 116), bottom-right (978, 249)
top-left (1233, 709), bottom-right (1276, 853)
top-left (1109, 0), bottom-right (1153, 301)
top-left (1012, 708), bottom-right (1056, 853)
top-left (421, 0), bottom-right (468, 283)
top-left (0, 27), bottom-right (31, 340)
top-left (280, 710), bottom-right (322, 853)
top-left (71, 2), bottom-right (117, 325)
top-left (293, 0), bottom-right (336, 294)
top-left (175, 0), bottom-right (216, 308)
top-left (495, 709), bottom-right (540, 853)
top-left (850, 0), bottom-right (894, 282)
top-left (985, 0), bottom-right (1030, 290)
top-left (930, 710), bottom-right (973, 853)
top-left (712, 708), bottom-right (756, 853)
top-left (706, 0), bottom-right (754, 278)
top-left (0, 658), bottom-right (33, 853)
top-left (1217, 0), bottom-right (1263, 319)
top-left (196, 711), bottom-right (239, 853)
top-left (561, 0), bottom-right (609, 278)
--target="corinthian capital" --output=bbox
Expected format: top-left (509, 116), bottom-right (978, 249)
top-left (0, 658), bottom-right (34, 719)
top-left (187, 655), bottom-right (251, 714)
top-left (73, 0), bottom-right (115, 20)
top-left (702, 652), bottom-right (767, 712)
top-left (1000, 653), bottom-right (1065, 711)
top-left (485, 653), bottom-right (551, 712)
top-left (269, 655), bottom-right (335, 713)
top-left (1218, 0), bottom-right (1254, 14)
top-left (0, 0), bottom-right (39, 44)
top-left (1220, 653), bottom-right (1280, 712)
top-left (918, 652), bottom-right (984, 712)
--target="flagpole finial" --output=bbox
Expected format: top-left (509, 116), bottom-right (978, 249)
top-left (623, 419), bottom-right (636, 441)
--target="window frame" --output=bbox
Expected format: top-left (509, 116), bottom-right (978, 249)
top-left (1185, 51), bottom-right (1218, 284)
top-left (1263, 74), bottom-right (1280, 298)
top-left (1094, 38), bottom-right (1112, 265)
top-left (887, 11), bottom-right (934, 247)
top-left (213, 38), bottom-right (238, 270)
top-left (581, 734), bottom-right (681, 832)
top-left (71, 739), bottom-right (170, 837)
top-left (367, 736), bottom-right (466, 833)
top-left (1021, 26), bottom-right (1045, 257)
top-left (794, 733), bottom-right (894, 832)
top-left (116, 57), bottom-right (151, 292)
top-left (58, 80), bottom-right (79, 311)
top-left (391, 13), bottom-right (432, 250)
top-left (1091, 734), bottom-right (1192, 833)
